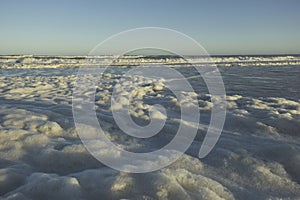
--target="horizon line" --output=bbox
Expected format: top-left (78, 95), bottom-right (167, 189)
top-left (1, 53), bottom-right (300, 57)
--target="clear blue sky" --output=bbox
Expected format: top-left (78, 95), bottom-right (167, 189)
top-left (0, 0), bottom-right (299, 55)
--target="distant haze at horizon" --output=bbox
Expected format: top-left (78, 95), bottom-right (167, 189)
top-left (1, 0), bottom-right (300, 55)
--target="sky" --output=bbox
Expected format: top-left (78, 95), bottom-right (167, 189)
top-left (0, 0), bottom-right (300, 55)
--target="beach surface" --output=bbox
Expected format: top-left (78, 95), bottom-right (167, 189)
top-left (0, 55), bottom-right (300, 199)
